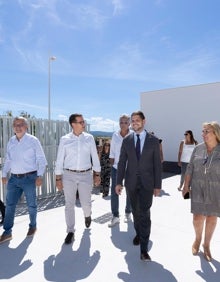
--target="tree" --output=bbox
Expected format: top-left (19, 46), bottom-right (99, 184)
top-left (3, 110), bottom-right (36, 119)
top-left (19, 111), bottom-right (36, 119)
top-left (5, 110), bottom-right (13, 117)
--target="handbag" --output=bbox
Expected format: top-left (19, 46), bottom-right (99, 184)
top-left (183, 191), bottom-right (190, 199)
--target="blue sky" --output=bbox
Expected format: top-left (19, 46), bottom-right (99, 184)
top-left (1, 0), bottom-right (220, 131)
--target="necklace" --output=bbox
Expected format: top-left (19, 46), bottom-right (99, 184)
top-left (204, 151), bottom-right (215, 174)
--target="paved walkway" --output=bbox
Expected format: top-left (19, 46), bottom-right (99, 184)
top-left (0, 175), bottom-right (220, 282)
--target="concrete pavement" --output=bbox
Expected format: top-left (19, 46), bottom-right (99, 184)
top-left (0, 175), bottom-right (220, 282)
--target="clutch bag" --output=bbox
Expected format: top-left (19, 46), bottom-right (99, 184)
top-left (184, 192), bottom-right (190, 199)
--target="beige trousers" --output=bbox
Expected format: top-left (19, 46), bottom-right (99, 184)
top-left (63, 170), bottom-right (93, 233)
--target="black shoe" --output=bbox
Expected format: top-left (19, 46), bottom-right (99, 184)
top-left (140, 252), bottom-right (151, 261)
top-left (85, 216), bottom-right (91, 228)
top-left (133, 235), bottom-right (140, 245)
top-left (64, 232), bottom-right (74, 244)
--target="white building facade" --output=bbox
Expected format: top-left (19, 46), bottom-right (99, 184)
top-left (141, 82), bottom-right (220, 167)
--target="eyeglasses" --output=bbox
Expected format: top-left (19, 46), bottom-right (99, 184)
top-left (202, 129), bottom-right (213, 135)
top-left (184, 133), bottom-right (188, 136)
top-left (13, 123), bottom-right (25, 128)
top-left (73, 120), bottom-right (85, 125)
top-left (105, 144), bottom-right (110, 147)
top-left (120, 121), bottom-right (129, 125)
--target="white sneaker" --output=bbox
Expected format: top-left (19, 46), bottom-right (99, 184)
top-left (124, 213), bottom-right (132, 223)
top-left (108, 216), bottom-right (120, 227)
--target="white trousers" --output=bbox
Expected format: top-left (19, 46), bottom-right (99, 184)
top-left (63, 170), bottom-right (93, 233)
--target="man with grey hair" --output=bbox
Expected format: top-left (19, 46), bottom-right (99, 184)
top-left (0, 117), bottom-right (47, 243)
top-left (108, 114), bottom-right (132, 227)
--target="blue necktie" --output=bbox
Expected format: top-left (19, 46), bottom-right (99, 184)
top-left (136, 134), bottom-right (141, 160)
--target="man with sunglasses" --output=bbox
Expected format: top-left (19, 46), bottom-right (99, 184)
top-left (55, 113), bottom-right (101, 244)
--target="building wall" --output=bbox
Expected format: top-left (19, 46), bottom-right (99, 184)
top-left (140, 82), bottom-right (220, 162)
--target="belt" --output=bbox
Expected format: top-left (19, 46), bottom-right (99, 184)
top-left (11, 171), bottom-right (37, 178)
top-left (65, 168), bottom-right (91, 173)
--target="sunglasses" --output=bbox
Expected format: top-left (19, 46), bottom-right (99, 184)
top-left (73, 120), bottom-right (85, 125)
top-left (14, 123), bottom-right (26, 128)
top-left (202, 129), bottom-right (213, 135)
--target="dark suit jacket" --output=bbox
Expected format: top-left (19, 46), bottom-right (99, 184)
top-left (117, 131), bottom-right (162, 191)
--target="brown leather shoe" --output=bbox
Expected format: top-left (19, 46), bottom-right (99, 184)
top-left (27, 227), bottom-right (37, 237)
top-left (0, 233), bottom-right (12, 244)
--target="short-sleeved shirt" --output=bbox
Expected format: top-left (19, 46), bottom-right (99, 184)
top-left (109, 130), bottom-right (132, 169)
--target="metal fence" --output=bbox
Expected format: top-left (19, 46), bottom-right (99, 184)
top-left (0, 117), bottom-right (71, 201)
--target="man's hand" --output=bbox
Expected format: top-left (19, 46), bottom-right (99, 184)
top-left (56, 180), bottom-right (63, 191)
top-left (93, 175), bottom-right (101, 187)
top-left (2, 177), bottom-right (7, 185)
top-left (115, 185), bottom-right (123, 195)
top-left (36, 177), bottom-right (43, 187)
top-left (153, 188), bottom-right (161, 197)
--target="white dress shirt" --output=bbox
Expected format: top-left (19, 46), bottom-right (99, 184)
top-left (2, 133), bottom-right (47, 177)
top-left (109, 129), bottom-right (132, 169)
top-left (55, 131), bottom-right (101, 175)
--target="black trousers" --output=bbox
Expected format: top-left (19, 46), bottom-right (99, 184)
top-left (0, 199), bottom-right (5, 219)
top-left (127, 177), bottom-right (153, 253)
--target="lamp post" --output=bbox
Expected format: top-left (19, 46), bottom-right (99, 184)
top-left (48, 56), bottom-right (56, 121)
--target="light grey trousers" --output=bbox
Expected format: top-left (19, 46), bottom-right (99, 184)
top-left (63, 170), bottom-right (93, 233)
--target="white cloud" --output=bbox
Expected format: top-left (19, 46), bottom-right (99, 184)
top-left (112, 0), bottom-right (124, 16)
top-left (55, 115), bottom-right (118, 132)
top-left (57, 114), bottom-right (68, 121)
top-left (86, 116), bottom-right (118, 132)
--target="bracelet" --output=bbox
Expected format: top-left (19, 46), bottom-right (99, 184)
top-left (56, 178), bottom-right (62, 181)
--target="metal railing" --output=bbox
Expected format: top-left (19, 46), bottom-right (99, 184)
top-left (0, 117), bottom-right (71, 201)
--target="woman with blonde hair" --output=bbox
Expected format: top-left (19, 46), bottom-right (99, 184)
top-left (183, 121), bottom-right (220, 261)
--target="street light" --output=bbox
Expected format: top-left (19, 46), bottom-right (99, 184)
top-left (48, 56), bottom-right (56, 121)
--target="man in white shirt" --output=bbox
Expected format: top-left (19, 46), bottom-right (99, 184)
top-left (0, 117), bottom-right (47, 243)
top-left (108, 114), bottom-right (132, 227)
top-left (55, 113), bottom-right (101, 244)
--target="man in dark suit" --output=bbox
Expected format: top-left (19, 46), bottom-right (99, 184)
top-left (116, 111), bottom-right (162, 261)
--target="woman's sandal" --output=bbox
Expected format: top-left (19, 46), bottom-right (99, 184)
top-left (192, 241), bottom-right (200, 255)
top-left (203, 245), bottom-right (212, 262)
